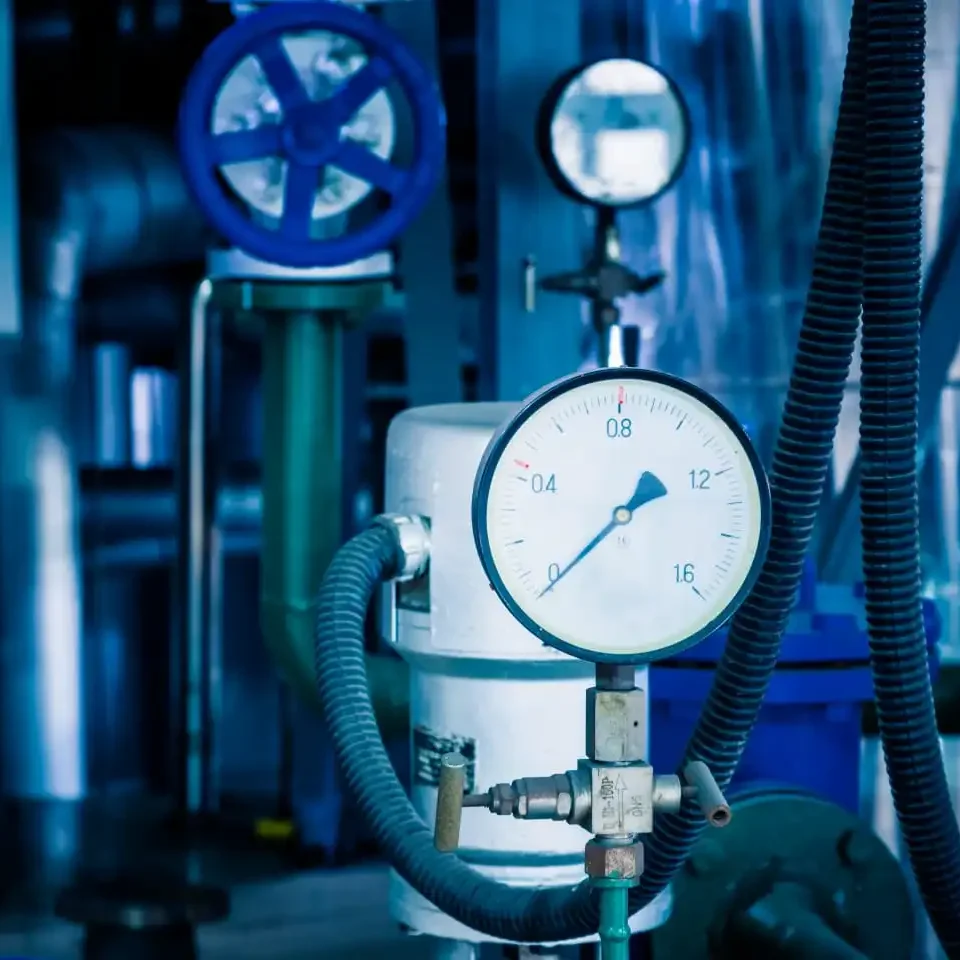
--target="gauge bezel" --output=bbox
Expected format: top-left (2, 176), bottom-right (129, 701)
top-left (471, 367), bottom-right (772, 664)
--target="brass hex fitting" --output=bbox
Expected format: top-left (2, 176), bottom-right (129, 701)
top-left (584, 838), bottom-right (644, 880)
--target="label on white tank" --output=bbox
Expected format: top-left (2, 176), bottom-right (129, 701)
top-left (413, 725), bottom-right (477, 792)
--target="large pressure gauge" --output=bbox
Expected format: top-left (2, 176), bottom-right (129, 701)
top-left (472, 368), bottom-right (771, 663)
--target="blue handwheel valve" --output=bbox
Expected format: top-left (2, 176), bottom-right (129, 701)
top-left (178, 2), bottom-right (446, 268)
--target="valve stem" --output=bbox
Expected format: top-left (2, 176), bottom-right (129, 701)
top-left (462, 793), bottom-right (493, 809)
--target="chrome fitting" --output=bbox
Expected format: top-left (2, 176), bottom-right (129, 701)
top-left (473, 769), bottom-right (591, 825)
top-left (652, 774), bottom-right (684, 815)
top-left (372, 513), bottom-right (431, 580)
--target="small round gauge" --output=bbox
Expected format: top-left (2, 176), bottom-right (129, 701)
top-left (472, 368), bottom-right (770, 663)
top-left (537, 58), bottom-right (691, 209)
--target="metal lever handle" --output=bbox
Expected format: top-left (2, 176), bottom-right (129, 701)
top-left (523, 255), bottom-right (537, 313)
top-left (434, 753), bottom-right (468, 851)
top-left (683, 761), bottom-right (732, 827)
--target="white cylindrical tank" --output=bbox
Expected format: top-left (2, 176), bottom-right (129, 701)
top-left (383, 403), bottom-right (672, 945)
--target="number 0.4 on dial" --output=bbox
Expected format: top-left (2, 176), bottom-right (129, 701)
top-left (472, 368), bottom-right (771, 663)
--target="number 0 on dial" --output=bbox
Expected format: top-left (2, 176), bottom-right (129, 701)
top-left (471, 368), bottom-right (771, 663)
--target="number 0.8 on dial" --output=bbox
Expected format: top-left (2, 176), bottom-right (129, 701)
top-left (472, 368), bottom-right (771, 663)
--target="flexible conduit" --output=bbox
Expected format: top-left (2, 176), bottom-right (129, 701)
top-left (635, 0), bottom-right (866, 900)
top-left (313, 0), bottom-right (960, 948)
top-left (859, 1), bottom-right (960, 951)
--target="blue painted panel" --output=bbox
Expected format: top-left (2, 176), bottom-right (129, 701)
top-left (476, 0), bottom-right (587, 401)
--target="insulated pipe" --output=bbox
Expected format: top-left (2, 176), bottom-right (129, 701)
top-left (0, 129), bottom-right (205, 883)
top-left (20, 128), bottom-right (206, 381)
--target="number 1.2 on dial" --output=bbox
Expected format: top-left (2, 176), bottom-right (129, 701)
top-left (472, 368), bottom-right (770, 663)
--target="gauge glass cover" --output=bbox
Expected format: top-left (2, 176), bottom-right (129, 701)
top-left (545, 58), bottom-right (689, 207)
top-left (473, 369), bottom-right (770, 662)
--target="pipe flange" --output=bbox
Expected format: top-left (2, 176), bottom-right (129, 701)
top-left (652, 785), bottom-right (914, 959)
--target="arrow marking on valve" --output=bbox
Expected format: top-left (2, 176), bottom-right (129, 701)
top-left (616, 775), bottom-right (627, 828)
top-left (252, 37), bottom-right (309, 109)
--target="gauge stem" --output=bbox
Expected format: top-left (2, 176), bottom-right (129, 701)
top-left (595, 663), bottom-right (636, 691)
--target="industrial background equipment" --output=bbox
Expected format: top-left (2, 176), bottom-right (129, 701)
top-left (1, 0), bottom-right (960, 958)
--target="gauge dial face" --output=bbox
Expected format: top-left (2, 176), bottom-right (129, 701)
top-left (539, 58), bottom-right (690, 208)
top-left (472, 369), bottom-right (770, 663)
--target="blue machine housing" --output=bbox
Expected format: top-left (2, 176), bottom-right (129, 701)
top-left (649, 562), bottom-right (941, 814)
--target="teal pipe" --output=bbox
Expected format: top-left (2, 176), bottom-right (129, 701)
top-left (595, 879), bottom-right (633, 960)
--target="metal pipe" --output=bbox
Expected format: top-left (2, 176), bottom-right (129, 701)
top-left (81, 484), bottom-right (260, 572)
top-left (82, 484), bottom-right (261, 534)
top-left (77, 343), bottom-right (132, 467)
top-left (0, 377), bottom-right (85, 803)
top-left (174, 279), bottom-right (222, 816)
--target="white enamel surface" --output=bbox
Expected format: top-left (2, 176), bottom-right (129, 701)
top-left (382, 402), bottom-right (671, 940)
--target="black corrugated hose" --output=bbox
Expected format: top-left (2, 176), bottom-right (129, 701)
top-left (635, 0), bottom-right (867, 900)
top-left (314, 0), bottom-right (871, 944)
top-left (860, 1), bottom-right (960, 953)
top-left (312, 0), bottom-right (948, 945)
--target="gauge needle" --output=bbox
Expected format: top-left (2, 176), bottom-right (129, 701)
top-left (538, 470), bottom-right (668, 596)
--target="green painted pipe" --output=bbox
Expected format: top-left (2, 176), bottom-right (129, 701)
top-left (259, 311), bottom-right (408, 734)
top-left (596, 879), bottom-right (632, 960)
